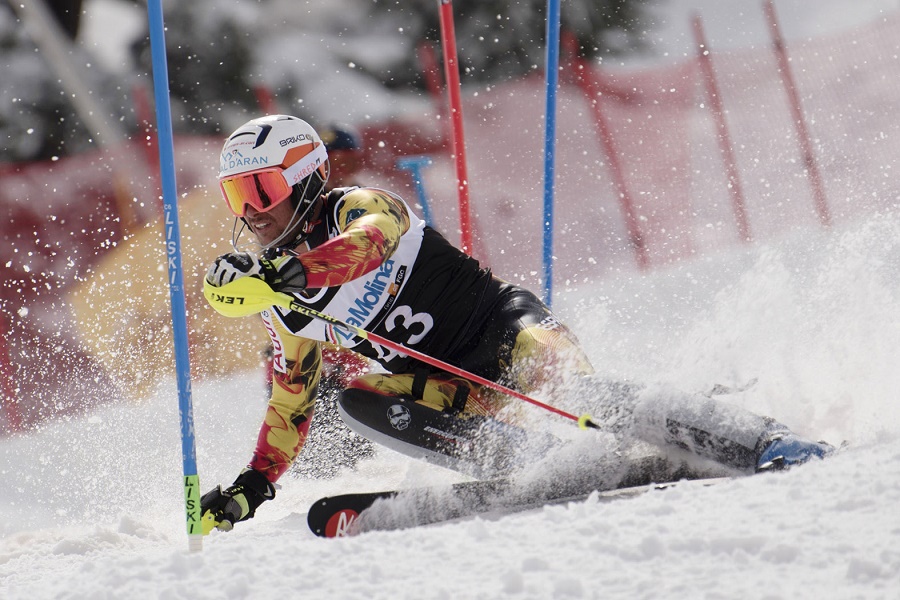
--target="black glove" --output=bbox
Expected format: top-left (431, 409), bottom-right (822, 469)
top-left (205, 252), bottom-right (307, 293)
top-left (267, 254), bottom-right (308, 293)
top-left (200, 468), bottom-right (276, 533)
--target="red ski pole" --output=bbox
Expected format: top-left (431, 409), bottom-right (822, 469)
top-left (205, 277), bottom-right (598, 430)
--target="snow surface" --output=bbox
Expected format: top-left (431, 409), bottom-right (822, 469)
top-left (3, 1), bottom-right (900, 598)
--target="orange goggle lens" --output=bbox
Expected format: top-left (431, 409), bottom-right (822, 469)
top-left (219, 168), bottom-right (293, 217)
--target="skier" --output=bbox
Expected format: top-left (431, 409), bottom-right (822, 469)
top-left (260, 121), bottom-right (370, 409)
top-left (200, 115), bottom-right (833, 532)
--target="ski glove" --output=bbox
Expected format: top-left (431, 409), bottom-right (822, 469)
top-left (205, 251), bottom-right (307, 293)
top-left (201, 468), bottom-right (276, 533)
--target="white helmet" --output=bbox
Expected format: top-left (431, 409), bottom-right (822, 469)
top-left (218, 115), bottom-right (330, 250)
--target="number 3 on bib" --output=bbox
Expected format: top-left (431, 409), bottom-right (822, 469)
top-left (372, 306), bottom-right (434, 362)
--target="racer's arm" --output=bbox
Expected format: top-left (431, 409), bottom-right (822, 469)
top-left (298, 188), bottom-right (410, 288)
top-left (249, 333), bottom-right (322, 482)
top-left (200, 329), bottom-right (321, 532)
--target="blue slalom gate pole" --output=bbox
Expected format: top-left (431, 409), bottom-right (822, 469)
top-left (396, 155), bottom-right (435, 225)
top-left (541, 0), bottom-right (561, 305)
top-left (146, 0), bottom-right (202, 551)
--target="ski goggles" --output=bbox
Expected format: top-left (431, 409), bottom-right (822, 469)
top-left (219, 144), bottom-right (328, 217)
top-left (219, 168), bottom-right (293, 217)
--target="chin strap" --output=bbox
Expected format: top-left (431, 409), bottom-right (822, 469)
top-left (232, 202), bottom-right (321, 255)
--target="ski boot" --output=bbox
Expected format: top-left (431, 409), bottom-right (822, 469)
top-left (756, 432), bottom-right (835, 472)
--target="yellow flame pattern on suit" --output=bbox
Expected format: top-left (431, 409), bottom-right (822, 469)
top-left (249, 326), bottom-right (322, 480)
top-left (348, 372), bottom-right (502, 417)
top-left (508, 326), bottom-right (594, 392)
top-left (300, 189), bottom-right (410, 289)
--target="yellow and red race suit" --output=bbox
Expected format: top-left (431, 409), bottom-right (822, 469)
top-left (246, 187), bottom-right (592, 483)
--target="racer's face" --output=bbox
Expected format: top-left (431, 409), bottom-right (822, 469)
top-left (245, 199), bottom-right (304, 247)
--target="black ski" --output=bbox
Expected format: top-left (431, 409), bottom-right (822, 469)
top-left (307, 478), bottom-right (511, 537)
top-left (307, 456), bottom-right (734, 537)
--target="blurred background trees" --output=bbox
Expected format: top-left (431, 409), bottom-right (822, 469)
top-left (366, 0), bottom-right (651, 88)
top-left (0, 0), bottom-right (653, 162)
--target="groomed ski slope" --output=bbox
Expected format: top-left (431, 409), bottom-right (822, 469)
top-left (2, 213), bottom-right (899, 599)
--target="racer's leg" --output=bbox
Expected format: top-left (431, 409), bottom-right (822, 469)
top-left (629, 386), bottom-right (834, 471)
top-left (572, 376), bottom-right (834, 472)
top-left (454, 285), bottom-right (594, 395)
top-left (337, 372), bottom-right (539, 477)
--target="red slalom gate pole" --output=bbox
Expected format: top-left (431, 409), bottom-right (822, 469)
top-left (253, 85), bottom-right (280, 114)
top-left (692, 13), bottom-right (752, 242)
top-left (438, 0), bottom-right (474, 255)
top-left (0, 312), bottom-right (22, 433)
top-left (417, 41), bottom-right (452, 147)
top-left (763, 0), bottom-right (831, 227)
top-left (574, 59), bottom-right (648, 270)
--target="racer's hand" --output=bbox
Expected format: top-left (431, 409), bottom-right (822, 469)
top-left (205, 252), bottom-right (307, 292)
top-left (266, 255), bottom-right (308, 293)
top-left (205, 252), bottom-right (269, 287)
top-left (200, 469), bottom-right (275, 533)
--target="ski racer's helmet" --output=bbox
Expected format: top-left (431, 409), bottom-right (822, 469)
top-left (218, 115), bottom-right (329, 249)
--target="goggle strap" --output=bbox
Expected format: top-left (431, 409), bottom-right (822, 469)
top-left (281, 144), bottom-right (328, 187)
